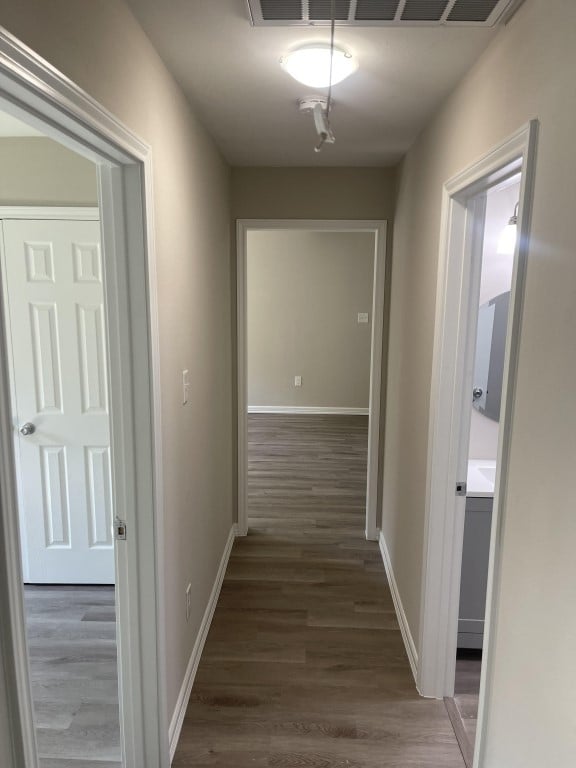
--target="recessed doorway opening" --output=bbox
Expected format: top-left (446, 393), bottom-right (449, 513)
top-left (417, 122), bottom-right (538, 767)
top-left (447, 173), bottom-right (521, 766)
top-left (0, 187), bottom-right (120, 766)
top-left (0, 30), bottom-right (167, 768)
top-left (237, 220), bottom-right (387, 542)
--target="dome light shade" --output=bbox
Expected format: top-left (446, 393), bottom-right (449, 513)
top-left (281, 45), bottom-right (357, 88)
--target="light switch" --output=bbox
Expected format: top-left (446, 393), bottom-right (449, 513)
top-left (357, 312), bottom-right (369, 324)
top-left (294, 375), bottom-right (302, 387)
top-left (182, 369), bottom-right (190, 405)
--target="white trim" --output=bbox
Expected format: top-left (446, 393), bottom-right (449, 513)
top-left (168, 524), bottom-right (237, 761)
top-left (417, 122), bottom-right (538, 765)
top-left (0, 206), bottom-right (99, 220)
top-left (379, 531), bottom-right (418, 684)
top-left (0, 27), bottom-right (168, 768)
top-left (236, 221), bottom-right (248, 537)
top-left (0, 27), bottom-right (147, 163)
top-left (247, 406), bottom-right (369, 416)
top-left (236, 219), bottom-right (387, 541)
top-left (366, 225), bottom-right (387, 541)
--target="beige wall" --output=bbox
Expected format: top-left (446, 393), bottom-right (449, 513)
top-left (0, 0), bottom-right (234, 722)
top-left (382, 0), bottom-right (576, 765)
top-left (232, 167), bottom-right (396, 221)
top-left (247, 230), bottom-right (374, 409)
top-left (0, 137), bottom-right (97, 205)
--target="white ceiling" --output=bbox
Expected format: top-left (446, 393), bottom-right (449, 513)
top-left (126, 0), bottom-right (499, 167)
top-left (0, 111), bottom-right (42, 137)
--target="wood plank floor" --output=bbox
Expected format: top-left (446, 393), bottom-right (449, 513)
top-left (173, 414), bottom-right (465, 767)
top-left (24, 585), bottom-right (121, 768)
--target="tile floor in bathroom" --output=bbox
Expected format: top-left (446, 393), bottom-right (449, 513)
top-left (446, 650), bottom-right (482, 768)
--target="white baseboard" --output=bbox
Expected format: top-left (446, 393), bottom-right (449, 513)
top-left (247, 406), bottom-right (369, 415)
top-left (378, 531), bottom-right (419, 684)
top-left (168, 523), bottom-right (237, 761)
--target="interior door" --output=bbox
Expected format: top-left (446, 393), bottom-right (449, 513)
top-left (1, 217), bottom-right (114, 584)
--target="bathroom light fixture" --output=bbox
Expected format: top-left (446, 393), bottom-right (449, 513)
top-left (280, 44), bottom-right (357, 88)
top-left (497, 202), bottom-right (519, 255)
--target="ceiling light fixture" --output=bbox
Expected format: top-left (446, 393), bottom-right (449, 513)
top-left (281, 44), bottom-right (357, 88)
top-left (497, 202), bottom-right (519, 255)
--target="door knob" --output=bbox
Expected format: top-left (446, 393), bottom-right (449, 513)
top-left (19, 422), bottom-right (36, 436)
top-left (472, 387), bottom-right (483, 401)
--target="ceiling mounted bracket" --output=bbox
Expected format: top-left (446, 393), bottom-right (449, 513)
top-left (298, 96), bottom-right (335, 151)
top-left (298, 95), bottom-right (333, 114)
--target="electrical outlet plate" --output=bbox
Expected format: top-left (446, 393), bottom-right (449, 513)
top-left (358, 312), bottom-right (369, 324)
top-left (294, 375), bottom-right (302, 387)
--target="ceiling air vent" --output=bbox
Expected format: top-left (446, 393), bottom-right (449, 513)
top-left (401, 1), bottom-right (451, 22)
top-left (355, 1), bottom-right (400, 21)
top-left (246, 0), bottom-right (517, 26)
top-left (309, 0), bottom-right (352, 20)
top-left (447, 0), bottom-right (501, 21)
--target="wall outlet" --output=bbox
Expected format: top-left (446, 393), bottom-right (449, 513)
top-left (182, 369), bottom-right (190, 405)
top-left (294, 375), bottom-right (302, 387)
top-left (185, 583), bottom-right (191, 622)
top-left (357, 312), bottom-right (369, 324)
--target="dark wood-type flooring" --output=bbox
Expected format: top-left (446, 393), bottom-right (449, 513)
top-left (174, 414), bottom-right (465, 767)
top-left (25, 585), bottom-right (121, 768)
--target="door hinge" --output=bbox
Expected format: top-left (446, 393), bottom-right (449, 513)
top-left (114, 518), bottom-right (127, 540)
top-left (455, 481), bottom-right (467, 497)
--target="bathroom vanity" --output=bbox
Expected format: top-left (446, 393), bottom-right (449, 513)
top-left (458, 460), bottom-right (495, 649)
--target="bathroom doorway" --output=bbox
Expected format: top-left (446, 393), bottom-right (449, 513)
top-left (446, 174), bottom-right (521, 766)
top-left (416, 123), bottom-right (538, 764)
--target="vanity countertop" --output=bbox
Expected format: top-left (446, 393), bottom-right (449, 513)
top-left (467, 459), bottom-right (497, 497)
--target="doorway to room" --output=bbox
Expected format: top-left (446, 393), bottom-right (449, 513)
top-left (245, 227), bottom-right (377, 540)
top-left (445, 174), bottom-right (521, 767)
top-left (0, 176), bottom-right (119, 762)
top-left (417, 122), bottom-right (537, 767)
top-left (237, 220), bottom-right (387, 542)
top-left (0, 29), bottom-right (166, 768)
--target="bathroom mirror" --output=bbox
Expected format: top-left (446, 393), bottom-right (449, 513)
top-left (472, 291), bottom-right (510, 422)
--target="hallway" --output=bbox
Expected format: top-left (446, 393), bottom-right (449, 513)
top-left (173, 415), bottom-right (464, 767)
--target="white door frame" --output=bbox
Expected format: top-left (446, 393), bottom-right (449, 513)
top-left (0, 29), bottom-right (168, 768)
top-left (417, 122), bottom-right (538, 761)
top-left (0, 206), bottom-right (101, 585)
top-left (236, 219), bottom-right (387, 541)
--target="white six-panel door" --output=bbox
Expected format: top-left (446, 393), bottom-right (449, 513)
top-left (1, 217), bottom-right (114, 584)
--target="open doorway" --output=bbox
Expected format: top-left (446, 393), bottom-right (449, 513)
top-left (0, 114), bottom-right (119, 767)
top-left (417, 122), bottom-right (537, 766)
top-left (0, 30), bottom-right (166, 768)
top-left (446, 175), bottom-right (521, 766)
top-left (246, 228), bottom-right (376, 539)
top-left (237, 220), bottom-right (387, 542)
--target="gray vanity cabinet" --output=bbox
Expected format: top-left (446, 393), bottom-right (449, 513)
top-left (458, 496), bottom-right (493, 649)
